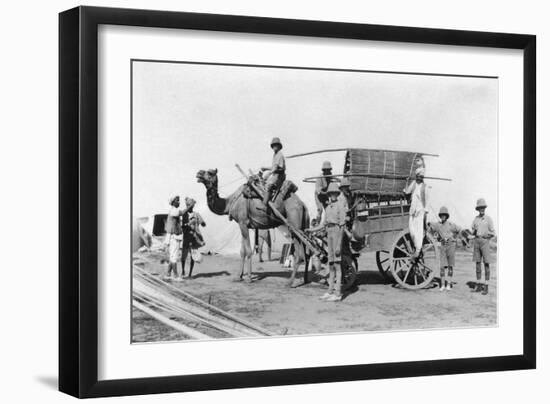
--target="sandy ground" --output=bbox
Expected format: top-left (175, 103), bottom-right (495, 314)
top-left (132, 248), bottom-right (497, 342)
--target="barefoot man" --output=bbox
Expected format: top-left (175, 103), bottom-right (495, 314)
top-left (164, 195), bottom-right (190, 281)
top-left (181, 197), bottom-right (206, 278)
top-left (404, 167), bottom-right (428, 259)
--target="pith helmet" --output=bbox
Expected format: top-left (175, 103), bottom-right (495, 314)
top-left (327, 182), bottom-right (340, 194)
top-left (270, 137), bottom-right (282, 148)
top-left (438, 206), bottom-right (450, 218)
top-left (322, 161), bottom-right (332, 170)
top-left (415, 167), bottom-right (425, 177)
top-left (476, 198), bottom-right (487, 210)
top-left (168, 195), bottom-right (179, 205)
top-left (339, 177), bottom-right (351, 188)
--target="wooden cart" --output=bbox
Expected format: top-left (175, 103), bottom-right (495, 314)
top-left (301, 148), bottom-right (444, 290)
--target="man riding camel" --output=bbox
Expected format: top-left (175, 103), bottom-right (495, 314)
top-left (260, 137), bottom-right (286, 209)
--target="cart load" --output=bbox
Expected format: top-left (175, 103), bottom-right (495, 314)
top-left (296, 147), bottom-right (449, 290)
top-left (343, 148), bottom-right (427, 200)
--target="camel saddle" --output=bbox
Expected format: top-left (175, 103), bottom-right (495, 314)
top-left (242, 179), bottom-right (298, 206)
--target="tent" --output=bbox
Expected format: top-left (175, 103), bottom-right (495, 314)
top-left (133, 210), bottom-right (291, 256)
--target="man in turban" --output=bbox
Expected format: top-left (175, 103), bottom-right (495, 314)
top-left (181, 197), bottom-right (206, 278)
top-left (163, 195), bottom-right (191, 281)
top-left (403, 167), bottom-right (428, 259)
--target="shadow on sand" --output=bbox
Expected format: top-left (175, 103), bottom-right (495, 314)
top-left (190, 270), bottom-right (231, 279)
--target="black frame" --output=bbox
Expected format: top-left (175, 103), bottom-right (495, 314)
top-left (59, 6), bottom-right (536, 398)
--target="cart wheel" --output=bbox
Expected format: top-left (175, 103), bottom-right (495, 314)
top-left (389, 230), bottom-right (439, 290)
top-left (341, 254), bottom-right (358, 291)
top-left (375, 250), bottom-right (393, 282)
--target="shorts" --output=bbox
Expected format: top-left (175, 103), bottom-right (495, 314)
top-left (266, 173), bottom-right (285, 191)
top-left (473, 238), bottom-right (494, 264)
top-left (326, 225), bottom-right (343, 264)
top-left (439, 242), bottom-right (456, 267)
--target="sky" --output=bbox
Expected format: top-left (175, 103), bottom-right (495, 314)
top-left (132, 60), bottom-right (498, 248)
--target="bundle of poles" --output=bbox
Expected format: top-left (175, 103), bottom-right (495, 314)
top-left (133, 265), bottom-right (273, 340)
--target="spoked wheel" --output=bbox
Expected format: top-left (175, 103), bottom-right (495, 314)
top-left (341, 254), bottom-right (358, 291)
top-left (375, 250), bottom-right (393, 282)
top-left (389, 230), bottom-right (439, 290)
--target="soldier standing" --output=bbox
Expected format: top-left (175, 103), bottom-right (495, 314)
top-left (428, 206), bottom-right (461, 291)
top-left (307, 182), bottom-right (347, 302)
top-left (314, 161), bottom-right (335, 222)
top-left (338, 177), bottom-right (355, 220)
top-left (470, 198), bottom-right (496, 295)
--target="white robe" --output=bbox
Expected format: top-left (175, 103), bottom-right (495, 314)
top-left (405, 181), bottom-right (427, 252)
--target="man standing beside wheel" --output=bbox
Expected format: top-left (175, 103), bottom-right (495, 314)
top-left (403, 167), bottom-right (428, 259)
top-left (307, 182), bottom-right (347, 302)
top-left (470, 198), bottom-right (496, 295)
top-left (428, 206), bottom-right (461, 291)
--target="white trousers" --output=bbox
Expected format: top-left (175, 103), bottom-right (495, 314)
top-left (409, 212), bottom-right (424, 252)
top-left (166, 234), bottom-right (181, 263)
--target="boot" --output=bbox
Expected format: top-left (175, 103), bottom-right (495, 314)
top-left (482, 284), bottom-right (489, 295)
top-left (471, 282), bottom-right (482, 292)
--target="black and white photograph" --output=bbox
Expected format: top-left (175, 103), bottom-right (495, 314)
top-left (131, 60), bottom-right (498, 342)
top-left (1, 0), bottom-right (545, 401)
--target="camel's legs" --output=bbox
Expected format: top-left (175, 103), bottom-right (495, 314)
top-left (239, 224), bottom-right (253, 281)
top-left (238, 238), bottom-right (246, 280)
top-left (258, 236), bottom-right (272, 262)
top-left (287, 240), bottom-right (305, 288)
top-left (266, 237), bottom-right (272, 261)
top-left (258, 237), bottom-right (264, 262)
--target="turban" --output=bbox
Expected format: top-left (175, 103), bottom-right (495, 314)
top-left (415, 167), bottom-right (425, 176)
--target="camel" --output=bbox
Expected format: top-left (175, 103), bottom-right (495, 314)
top-left (196, 168), bottom-right (310, 287)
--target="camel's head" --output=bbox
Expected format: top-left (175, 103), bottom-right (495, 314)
top-left (196, 168), bottom-right (219, 190)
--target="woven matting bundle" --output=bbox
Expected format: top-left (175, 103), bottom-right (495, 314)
top-left (344, 148), bottom-right (423, 197)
